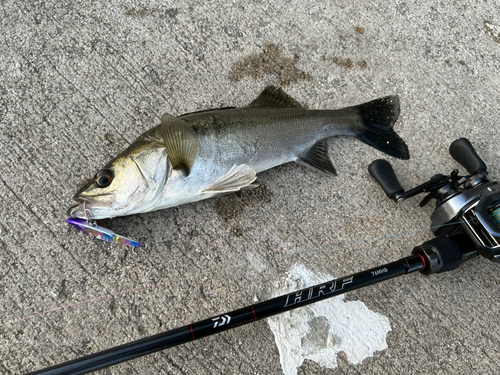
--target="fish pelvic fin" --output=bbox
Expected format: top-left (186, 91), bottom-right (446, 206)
top-left (160, 113), bottom-right (199, 176)
top-left (203, 164), bottom-right (257, 193)
top-left (248, 86), bottom-right (304, 108)
top-left (296, 141), bottom-right (337, 176)
top-left (353, 96), bottom-right (410, 160)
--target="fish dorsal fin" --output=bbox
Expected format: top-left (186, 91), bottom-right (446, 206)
top-left (202, 164), bottom-right (257, 193)
top-left (296, 141), bottom-right (337, 176)
top-left (160, 113), bottom-right (199, 176)
top-left (248, 86), bottom-right (304, 108)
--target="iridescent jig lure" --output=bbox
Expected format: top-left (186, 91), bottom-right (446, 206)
top-left (67, 218), bottom-right (143, 248)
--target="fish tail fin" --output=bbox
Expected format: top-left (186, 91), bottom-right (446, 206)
top-left (354, 96), bottom-right (410, 160)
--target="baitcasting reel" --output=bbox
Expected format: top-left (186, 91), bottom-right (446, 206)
top-left (369, 138), bottom-right (500, 266)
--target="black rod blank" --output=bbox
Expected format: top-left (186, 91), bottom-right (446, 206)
top-left (28, 255), bottom-right (424, 375)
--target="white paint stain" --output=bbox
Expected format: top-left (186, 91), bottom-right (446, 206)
top-left (268, 264), bottom-right (391, 375)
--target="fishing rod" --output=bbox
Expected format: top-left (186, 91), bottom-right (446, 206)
top-left (28, 138), bottom-right (500, 375)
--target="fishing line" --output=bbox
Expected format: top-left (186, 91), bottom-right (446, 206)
top-left (0, 279), bottom-right (178, 328)
top-left (0, 219), bottom-right (472, 329)
top-left (263, 220), bottom-right (465, 260)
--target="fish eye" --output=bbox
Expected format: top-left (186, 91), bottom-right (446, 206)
top-left (95, 170), bottom-right (113, 187)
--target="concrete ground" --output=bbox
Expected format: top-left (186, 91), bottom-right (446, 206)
top-left (1, 1), bottom-right (500, 374)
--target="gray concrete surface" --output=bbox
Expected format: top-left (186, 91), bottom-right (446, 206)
top-left (1, 1), bottom-right (500, 374)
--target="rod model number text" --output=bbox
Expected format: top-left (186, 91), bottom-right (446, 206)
top-left (371, 268), bottom-right (389, 276)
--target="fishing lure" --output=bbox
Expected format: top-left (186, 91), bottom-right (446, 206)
top-left (66, 218), bottom-right (143, 248)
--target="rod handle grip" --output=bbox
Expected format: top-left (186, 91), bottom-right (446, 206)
top-left (449, 138), bottom-right (487, 174)
top-left (368, 159), bottom-right (404, 200)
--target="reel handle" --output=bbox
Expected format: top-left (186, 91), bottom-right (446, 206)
top-left (449, 138), bottom-right (487, 174)
top-left (368, 159), bottom-right (404, 200)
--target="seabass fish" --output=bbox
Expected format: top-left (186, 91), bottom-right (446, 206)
top-left (70, 87), bottom-right (409, 220)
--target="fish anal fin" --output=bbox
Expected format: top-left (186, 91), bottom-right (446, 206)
top-left (203, 164), bottom-right (257, 193)
top-left (160, 113), bottom-right (199, 176)
top-left (296, 141), bottom-right (337, 176)
top-left (248, 86), bottom-right (304, 108)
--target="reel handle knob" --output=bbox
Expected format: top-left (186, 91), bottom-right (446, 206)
top-left (449, 138), bottom-right (487, 174)
top-left (368, 159), bottom-right (405, 200)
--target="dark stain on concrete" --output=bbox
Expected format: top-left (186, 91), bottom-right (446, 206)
top-left (213, 195), bottom-right (245, 221)
top-left (228, 42), bottom-right (313, 86)
top-left (236, 183), bottom-right (274, 205)
top-left (357, 60), bottom-right (368, 69)
top-left (162, 8), bottom-right (179, 19)
top-left (57, 278), bottom-right (68, 300)
top-left (104, 132), bottom-right (116, 143)
top-left (125, 8), bottom-right (149, 17)
top-left (125, 7), bottom-right (178, 20)
top-left (213, 184), bottom-right (274, 223)
top-left (142, 65), bottom-right (165, 87)
top-left (230, 224), bottom-right (244, 237)
top-left (320, 55), bottom-right (368, 69)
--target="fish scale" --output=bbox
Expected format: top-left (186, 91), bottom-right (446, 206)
top-left (184, 107), bottom-right (356, 173)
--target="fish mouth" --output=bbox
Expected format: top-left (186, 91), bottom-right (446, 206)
top-left (69, 191), bottom-right (123, 220)
top-left (68, 193), bottom-right (106, 219)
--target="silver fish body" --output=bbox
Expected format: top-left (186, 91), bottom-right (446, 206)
top-left (70, 87), bottom-right (409, 220)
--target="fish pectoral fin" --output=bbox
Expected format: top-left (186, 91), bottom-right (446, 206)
top-left (247, 86), bottom-right (304, 108)
top-left (160, 113), bottom-right (199, 176)
top-left (202, 164), bottom-right (257, 193)
top-left (296, 141), bottom-right (337, 176)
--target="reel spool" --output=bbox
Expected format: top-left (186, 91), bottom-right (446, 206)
top-left (491, 206), bottom-right (500, 226)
